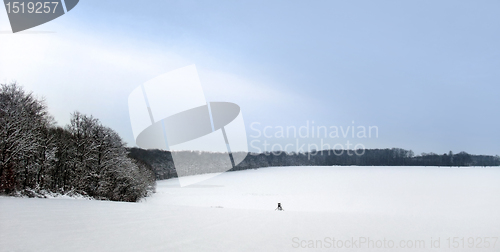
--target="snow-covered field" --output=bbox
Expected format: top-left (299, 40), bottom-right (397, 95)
top-left (1, 166), bottom-right (499, 251)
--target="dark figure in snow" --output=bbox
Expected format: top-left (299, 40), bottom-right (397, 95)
top-left (275, 203), bottom-right (283, 211)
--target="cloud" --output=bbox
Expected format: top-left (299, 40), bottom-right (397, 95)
top-left (199, 68), bottom-right (304, 109)
top-left (0, 25), bottom-right (308, 147)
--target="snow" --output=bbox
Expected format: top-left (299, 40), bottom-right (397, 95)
top-left (1, 166), bottom-right (499, 251)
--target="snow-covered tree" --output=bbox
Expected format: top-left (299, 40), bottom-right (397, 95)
top-left (0, 82), bottom-right (50, 193)
top-left (65, 112), bottom-right (154, 201)
top-left (0, 83), bottom-right (155, 201)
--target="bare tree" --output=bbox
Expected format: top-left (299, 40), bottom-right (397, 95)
top-left (0, 82), bottom-right (49, 193)
top-left (1, 83), bottom-right (155, 201)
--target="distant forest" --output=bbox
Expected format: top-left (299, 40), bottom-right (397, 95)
top-left (128, 148), bottom-right (500, 180)
top-left (0, 83), bottom-right (155, 201)
top-left (2, 82), bottom-right (498, 200)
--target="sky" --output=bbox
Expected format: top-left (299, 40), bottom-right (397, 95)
top-left (0, 0), bottom-right (499, 155)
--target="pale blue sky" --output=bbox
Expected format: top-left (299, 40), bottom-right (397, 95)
top-left (1, 0), bottom-right (499, 155)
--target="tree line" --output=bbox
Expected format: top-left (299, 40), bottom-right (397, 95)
top-left (0, 82), bottom-right (155, 201)
top-left (128, 148), bottom-right (500, 180)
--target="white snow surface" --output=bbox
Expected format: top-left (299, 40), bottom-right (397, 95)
top-left (1, 166), bottom-right (499, 251)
